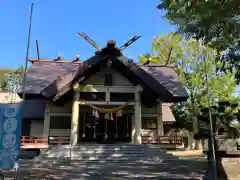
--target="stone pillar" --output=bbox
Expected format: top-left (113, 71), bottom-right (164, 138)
top-left (134, 86), bottom-right (142, 144)
top-left (157, 103), bottom-right (164, 136)
top-left (43, 104), bottom-right (51, 137)
top-left (70, 91), bottom-right (80, 146)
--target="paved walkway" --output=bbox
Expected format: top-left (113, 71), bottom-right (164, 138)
top-left (3, 158), bottom-right (207, 180)
top-left (3, 148), bottom-right (238, 179)
top-left (168, 150), bottom-right (204, 157)
top-left (221, 158), bottom-right (240, 179)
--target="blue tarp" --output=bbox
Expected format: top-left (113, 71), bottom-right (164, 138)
top-left (0, 102), bottom-right (23, 169)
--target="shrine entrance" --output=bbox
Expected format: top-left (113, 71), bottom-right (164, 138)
top-left (79, 112), bottom-right (132, 143)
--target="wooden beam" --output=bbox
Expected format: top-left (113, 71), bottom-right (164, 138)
top-left (26, 57), bottom-right (84, 63)
top-left (78, 101), bottom-right (136, 106)
top-left (73, 85), bottom-right (138, 93)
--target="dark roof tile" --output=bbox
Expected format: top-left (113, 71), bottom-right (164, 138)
top-left (140, 65), bottom-right (188, 99)
top-left (19, 62), bottom-right (79, 94)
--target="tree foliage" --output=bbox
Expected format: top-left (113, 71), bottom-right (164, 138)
top-left (157, 0), bottom-right (240, 83)
top-left (0, 66), bottom-right (24, 92)
top-left (0, 68), bottom-right (14, 92)
top-left (194, 100), bottom-right (240, 140)
top-left (140, 32), bottom-right (239, 132)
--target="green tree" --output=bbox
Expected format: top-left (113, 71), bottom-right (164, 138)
top-left (0, 68), bottom-right (14, 92)
top-left (194, 100), bottom-right (240, 179)
top-left (140, 32), bottom-right (239, 149)
top-left (157, 0), bottom-right (240, 83)
top-left (195, 101), bottom-right (240, 139)
top-left (0, 66), bottom-right (24, 92)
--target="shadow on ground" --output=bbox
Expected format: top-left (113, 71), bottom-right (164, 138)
top-left (4, 146), bottom-right (239, 179)
top-left (3, 156), bottom-right (207, 179)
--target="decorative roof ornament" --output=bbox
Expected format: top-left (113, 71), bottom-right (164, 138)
top-left (120, 36), bottom-right (141, 51)
top-left (77, 32), bottom-right (141, 52)
top-left (77, 32), bottom-right (101, 51)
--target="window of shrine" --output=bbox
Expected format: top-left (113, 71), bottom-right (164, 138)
top-left (50, 116), bottom-right (71, 129)
top-left (104, 74), bottom-right (113, 86)
top-left (79, 92), bottom-right (106, 101)
top-left (110, 92), bottom-right (135, 102)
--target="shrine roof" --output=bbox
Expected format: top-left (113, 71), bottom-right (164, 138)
top-left (18, 43), bottom-right (188, 103)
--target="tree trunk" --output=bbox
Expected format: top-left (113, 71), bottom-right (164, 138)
top-left (192, 117), bottom-right (201, 149)
top-left (236, 130), bottom-right (240, 150)
top-left (187, 132), bottom-right (194, 150)
top-left (191, 102), bottom-right (202, 150)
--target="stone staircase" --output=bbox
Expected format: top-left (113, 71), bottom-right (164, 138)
top-left (4, 144), bottom-right (208, 179)
top-left (38, 144), bottom-right (179, 162)
top-left (33, 144), bottom-right (207, 179)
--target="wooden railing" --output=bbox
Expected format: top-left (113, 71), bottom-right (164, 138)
top-left (20, 136), bottom-right (71, 145)
top-left (21, 136), bottom-right (49, 149)
top-left (21, 136), bottom-right (48, 144)
top-left (141, 136), bottom-right (184, 145)
top-left (20, 136), bottom-right (184, 148)
top-left (21, 136), bottom-right (70, 148)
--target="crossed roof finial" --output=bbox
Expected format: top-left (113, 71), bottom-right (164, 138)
top-left (77, 32), bottom-right (141, 52)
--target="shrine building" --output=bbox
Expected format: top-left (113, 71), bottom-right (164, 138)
top-left (18, 40), bottom-right (188, 146)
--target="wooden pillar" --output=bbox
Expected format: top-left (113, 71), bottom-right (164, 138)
top-left (134, 86), bottom-right (142, 144)
top-left (70, 90), bottom-right (80, 146)
top-left (131, 115), bottom-right (135, 144)
top-left (43, 104), bottom-right (51, 137)
top-left (157, 103), bottom-right (164, 136)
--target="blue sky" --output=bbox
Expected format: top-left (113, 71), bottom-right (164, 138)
top-left (0, 0), bottom-right (175, 69)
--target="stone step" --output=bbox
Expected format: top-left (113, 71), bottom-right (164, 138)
top-left (43, 155), bottom-right (173, 159)
top-left (44, 147), bottom-right (148, 151)
top-left (41, 151), bottom-right (146, 157)
top-left (43, 145), bottom-right (166, 153)
top-left (39, 152), bottom-right (175, 158)
top-left (35, 154), bottom-right (179, 162)
top-left (20, 158), bottom-right (207, 167)
top-left (42, 150), bottom-right (146, 155)
top-left (49, 144), bottom-right (167, 150)
top-left (39, 148), bottom-right (175, 161)
top-left (70, 148), bottom-right (147, 152)
top-left (38, 144), bottom-right (179, 162)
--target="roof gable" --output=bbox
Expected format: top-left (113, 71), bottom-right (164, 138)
top-left (114, 56), bottom-right (173, 101)
top-left (41, 54), bottom-right (102, 99)
top-left (83, 68), bottom-right (134, 86)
